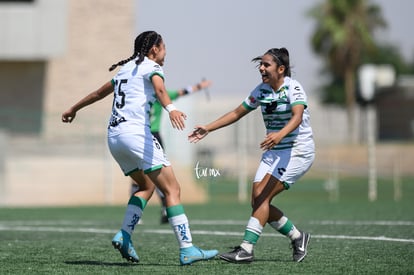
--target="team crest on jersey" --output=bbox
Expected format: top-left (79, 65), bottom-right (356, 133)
top-left (248, 95), bottom-right (257, 104)
top-left (278, 90), bottom-right (287, 99)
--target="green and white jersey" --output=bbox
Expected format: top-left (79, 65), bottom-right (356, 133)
top-left (242, 76), bottom-right (313, 150)
top-left (108, 57), bottom-right (164, 136)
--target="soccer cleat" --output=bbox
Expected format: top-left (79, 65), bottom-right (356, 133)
top-left (179, 245), bottom-right (218, 265)
top-left (291, 231), bottom-right (311, 262)
top-left (219, 246), bottom-right (254, 264)
top-left (111, 229), bottom-right (139, 263)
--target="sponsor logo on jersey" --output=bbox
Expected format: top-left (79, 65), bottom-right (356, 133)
top-left (109, 110), bottom-right (127, 127)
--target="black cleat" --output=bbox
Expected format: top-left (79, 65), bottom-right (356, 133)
top-left (291, 231), bottom-right (311, 262)
top-left (219, 246), bottom-right (254, 264)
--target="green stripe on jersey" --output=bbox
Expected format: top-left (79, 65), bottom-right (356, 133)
top-left (242, 101), bottom-right (255, 111)
top-left (264, 117), bottom-right (290, 122)
top-left (149, 72), bottom-right (164, 81)
top-left (270, 140), bottom-right (296, 149)
top-left (291, 101), bottom-right (307, 107)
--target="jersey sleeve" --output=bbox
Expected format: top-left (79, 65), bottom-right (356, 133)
top-left (167, 90), bottom-right (180, 101)
top-left (242, 84), bottom-right (262, 111)
top-left (289, 80), bottom-right (307, 108)
top-left (146, 63), bottom-right (164, 82)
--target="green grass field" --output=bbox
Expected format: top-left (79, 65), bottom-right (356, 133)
top-left (0, 177), bottom-right (413, 274)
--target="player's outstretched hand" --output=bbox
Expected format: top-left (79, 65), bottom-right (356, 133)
top-left (62, 108), bottom-right (76, 123)
top-left (188, 126), bottom-right (208, 143)
top-left (169, 110), bottom-right (187, 130)
top-left (198, 79), bottom-right (212, 90)
top-left (260, 132), bottom-right (283, 151)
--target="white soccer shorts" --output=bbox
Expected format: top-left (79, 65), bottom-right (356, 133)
top-left (107, 132), bottom-right (170, 176)
top-left (254, 145), bottom-right (315, 189)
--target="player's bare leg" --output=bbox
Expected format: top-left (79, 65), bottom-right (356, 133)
top-left (266, 185), bottom-right (310, 262)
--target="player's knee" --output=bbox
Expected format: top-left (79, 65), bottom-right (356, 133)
top-left (161, 185), bottom-right (181, 200)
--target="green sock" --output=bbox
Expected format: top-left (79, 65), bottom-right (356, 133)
top-left (269, 216), bottom-right (301, 240)
top-left (243, 216), bottom-right (263, 244)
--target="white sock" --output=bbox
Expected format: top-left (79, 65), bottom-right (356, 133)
top-left (121, 204), bottom-right (143, 236)
top-left (240, 241), bottom-right (254, 253)
top-left (240, 216), bottom-right (263, 253)
top-left (169, 214), bottom-right (193, 248)
top-left (245, 216), bottom-right (263, 240)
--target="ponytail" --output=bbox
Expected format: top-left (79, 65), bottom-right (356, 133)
top-left (108, 31), bottom-right (162, 71)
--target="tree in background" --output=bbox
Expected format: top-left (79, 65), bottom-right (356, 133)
top-left (360, 44), bottom-right (414, 76)
top-left (308, 0), bottom-right (386, 143)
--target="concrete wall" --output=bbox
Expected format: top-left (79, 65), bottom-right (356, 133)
top-left (0, 0), bottom-right (207, 206)
top-left (0, 0), bottom-right (66, 59)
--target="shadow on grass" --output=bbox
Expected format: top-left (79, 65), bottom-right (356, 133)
top-left (65, 260), bottom-right (179, 267)
top-left (65, 260), bottom-right (136, 267)
top-left (253, 258), bottom-right (292, 263)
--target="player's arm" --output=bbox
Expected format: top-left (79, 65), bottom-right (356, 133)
top-left (62, 80), bottom-right (114, 123)
top-left (279, 104), bottom-right (304, 136)
top-left (188, 104), bottom-right (250, 143)
top-left (260, 104), bottom-right (304, 150)
top-left (177, 79), bottom-right (212, 96)
top-left (152, 74), bottom-right (187, 130)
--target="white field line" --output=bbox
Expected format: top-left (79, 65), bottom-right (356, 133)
top-left (0, 220), bottom-right (413, 244)
top-left (191, 220), bottom-right (414, 226)
top-left (308, 220), bottom-right (414, 226)
top-left (1, 220), bottom-right (413, 226)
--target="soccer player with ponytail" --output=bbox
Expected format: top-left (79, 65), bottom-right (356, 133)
top-left (62, 31), bottom-right (218, 265)
top-left (189, 47), bottom-right (315, 263)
